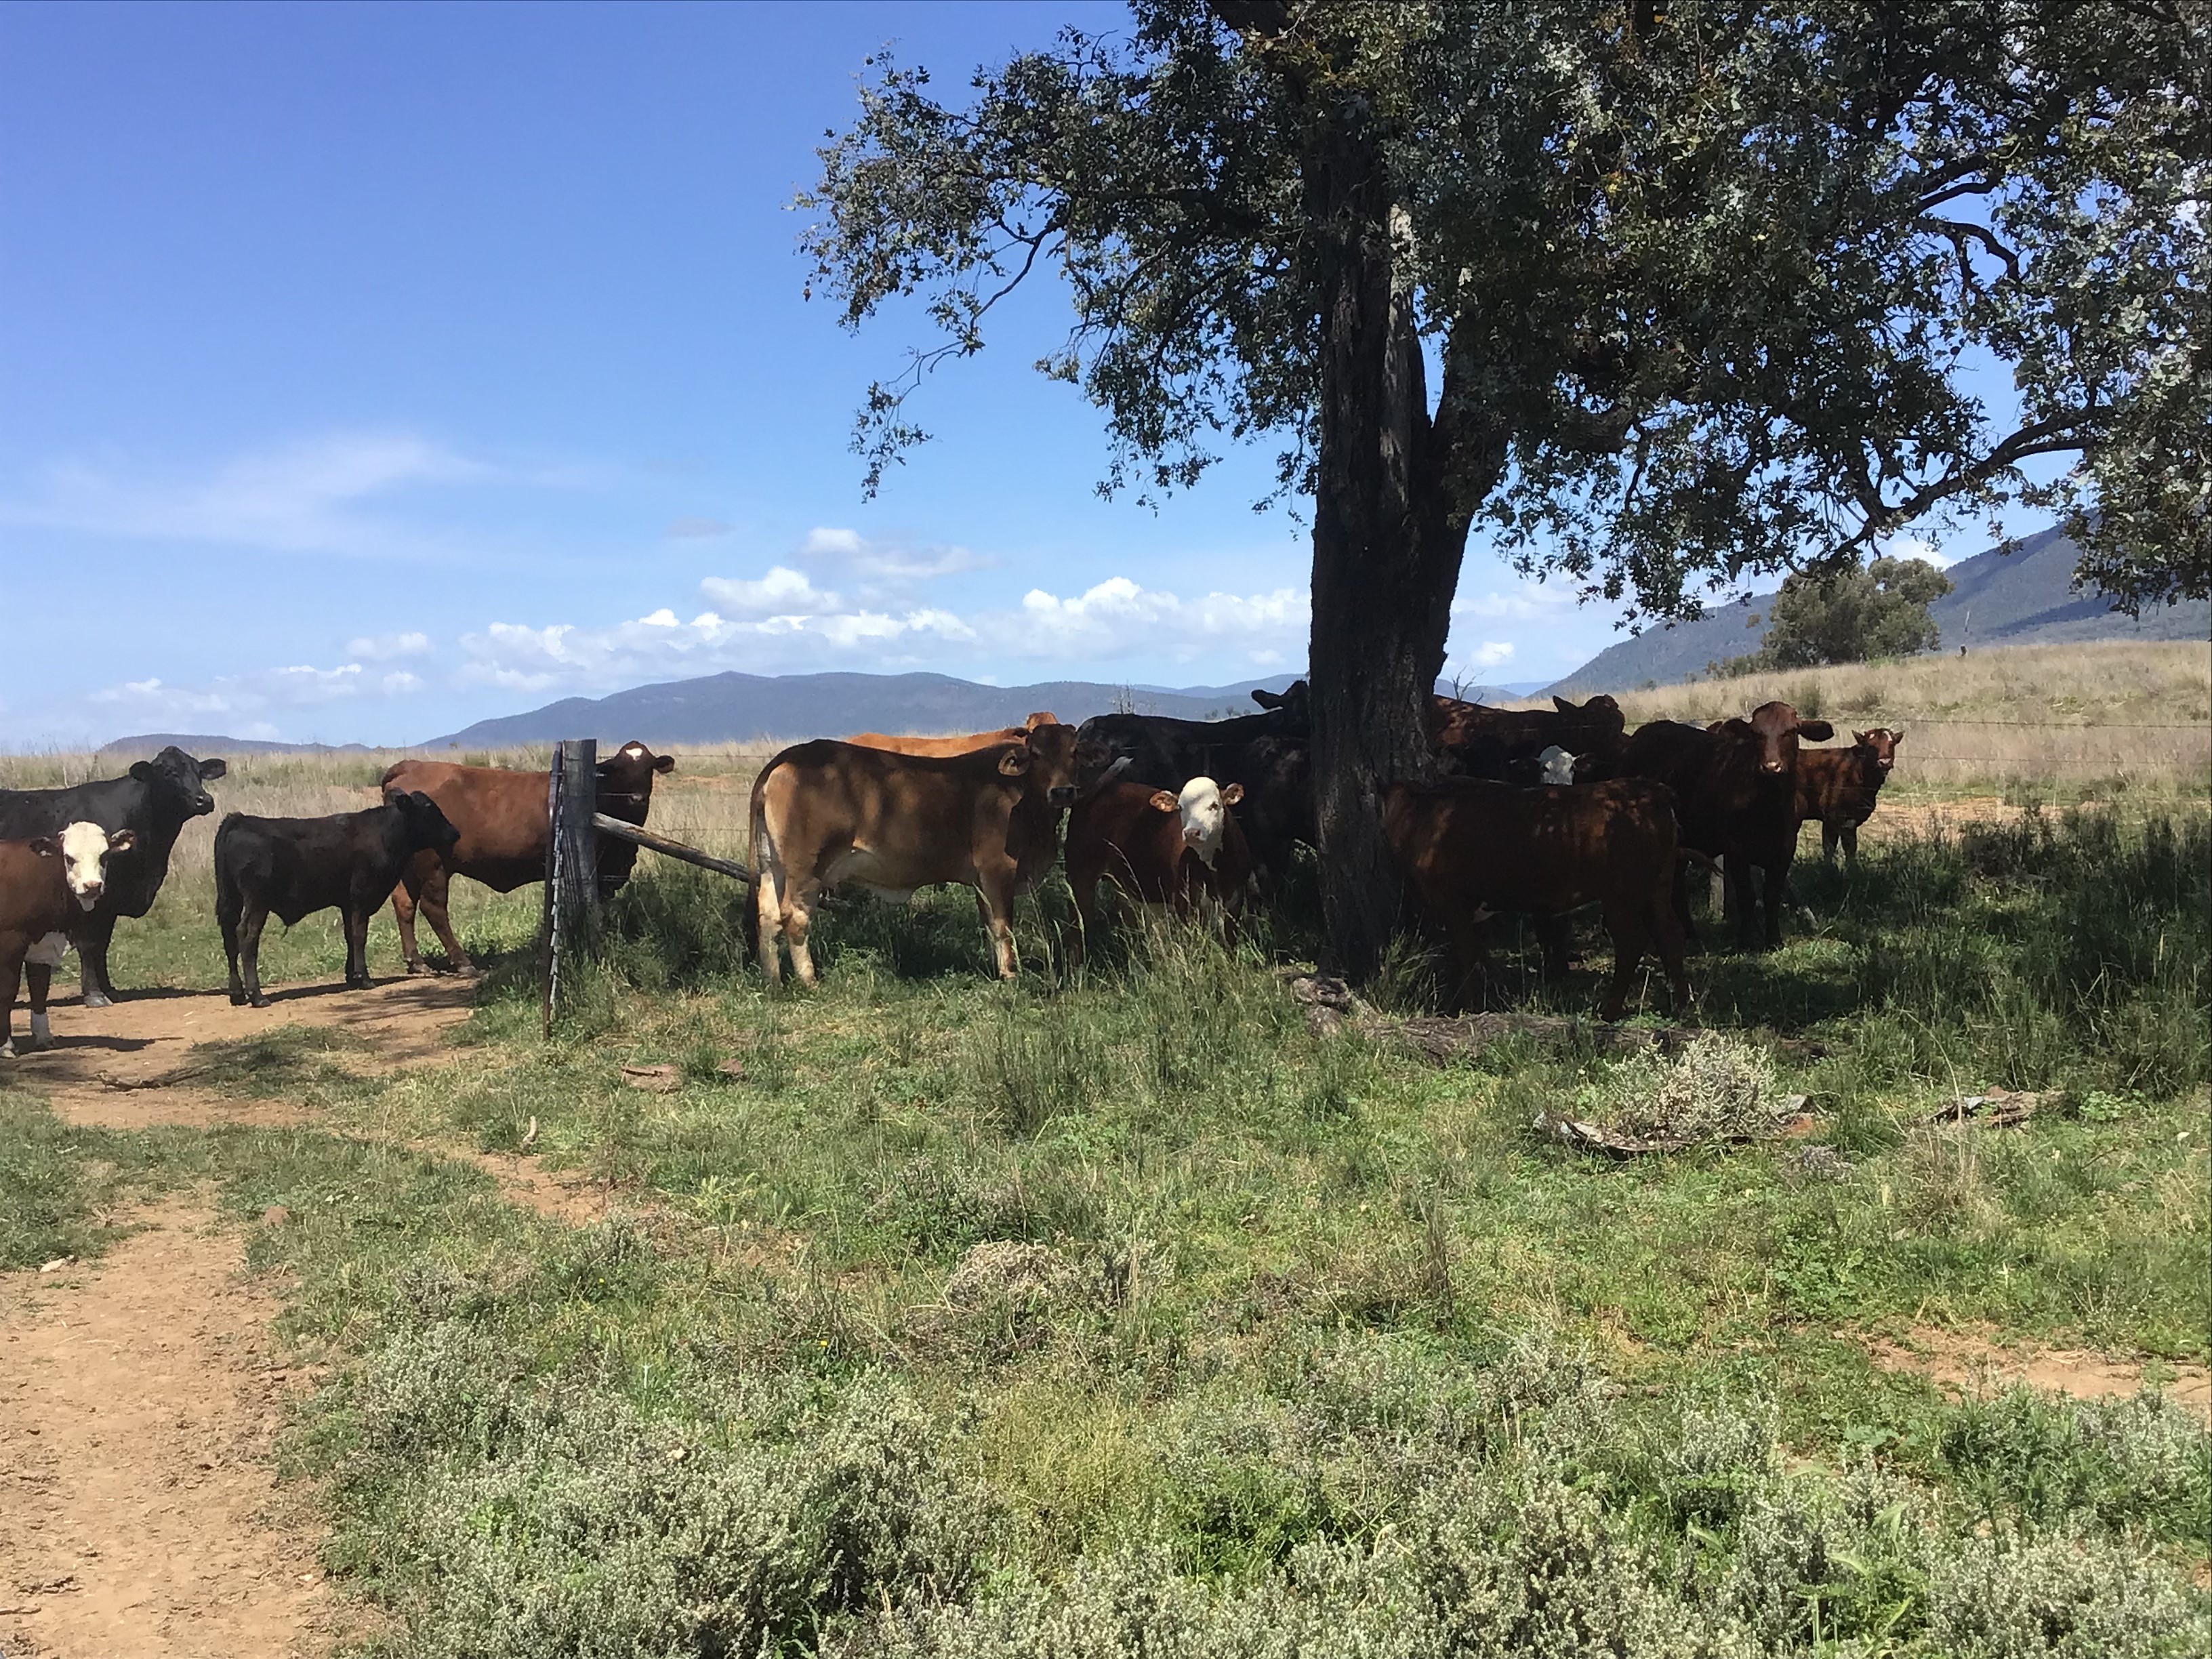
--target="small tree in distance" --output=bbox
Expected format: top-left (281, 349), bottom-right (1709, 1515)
top-left (1719, 557), bottom-right (1954, 676)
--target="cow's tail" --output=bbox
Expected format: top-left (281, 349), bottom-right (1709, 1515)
top-left (743, 756), bottom-right (780, 969)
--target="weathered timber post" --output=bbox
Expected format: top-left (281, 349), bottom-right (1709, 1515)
top-left (541, 738), bottom-right (600, 1036)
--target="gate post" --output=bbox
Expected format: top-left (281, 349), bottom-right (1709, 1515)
top-left (541, 738), bottom-right (600, 1036)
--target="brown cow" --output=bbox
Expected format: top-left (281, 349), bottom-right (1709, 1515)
top-left (380, 740), bottom-right (676, 974)
top-left (1432, 693), bottom-right (1625, 777)
top-left (1, 823), bottom-right (134, 1057)
top-left (1064, 776), bottom-right (1253, 965)
top-left (1589, 701), bottom-right (1834, 949)
top-left (749, 723), bottom-right (1100, 985)
top-left (1381, 777), bottom-right (1692, 1021)
top-left (1795, 729), bottom-right (1903, 865)
top-left (843, 711), bottom-right (1059, 756)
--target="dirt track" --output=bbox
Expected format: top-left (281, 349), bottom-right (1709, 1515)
top-left (0, 974), bottom-right (520, 1659)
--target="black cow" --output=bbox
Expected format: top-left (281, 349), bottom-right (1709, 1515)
top-left (215, 792), bottom-right (459, 1007)
top-left (1076, 683), bottom-right (1313, 882)
top-left (0, 746), bottom-right (227, 1006)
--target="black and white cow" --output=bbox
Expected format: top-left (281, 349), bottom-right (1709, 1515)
top-left (0, 745), bottom-right (226, 1006)
top-left (214, 792), bottom-right (460, 1007)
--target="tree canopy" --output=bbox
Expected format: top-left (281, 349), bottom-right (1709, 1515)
top-left (1720, 555), bottom-right (1954, 674)
top-left (800, 0), bottom-right (2207, 621)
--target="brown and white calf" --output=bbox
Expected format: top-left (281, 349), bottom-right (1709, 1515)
top-left (1795, 729), bottom-right (1903, 865)
top-left (1063, 776), bottom-right (1254, 964)
top-left (749, 722), bottom-right (1105, 985)
top-left (0, 823), bottom-right (135, 1057)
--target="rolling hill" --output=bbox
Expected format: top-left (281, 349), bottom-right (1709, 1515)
top-left (1545, 525), bottom-right (2210, 696)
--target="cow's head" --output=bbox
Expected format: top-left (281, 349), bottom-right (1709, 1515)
top-left (29, 822), bottom-right (136, 909)
top-left (1855, 728), bottom-right (1903, 771)
top-left (1553, 693), bottom-right (1626, 752)
top-left (1537, 745), bottom-right (1576, 785)
top-left (1719, 701), bottom-right (1835, 775)
top-left (998, 720), bottom-right (1098, 807)
top-left (1250, 681), bottom-right (1311, 724)
top-left (392, 790), bottom-right (462, 858)
top-left (1023, 710), bottom-right (1059, 732)
top-left (596, 740), bottom-right (676, 805)
top-left (1149, 776), bottom-right (1245, 867)
top-left (127, 746), bottom-right (226, 821)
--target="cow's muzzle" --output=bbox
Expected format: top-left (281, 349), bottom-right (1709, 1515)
top-left (75, 883), bottom-right (104, 907)
top-left (1047, 785), bottom-right (1078, 806)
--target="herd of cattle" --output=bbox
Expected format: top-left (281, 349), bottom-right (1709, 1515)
top-left (0, 689), bottom-right (1904, 1054)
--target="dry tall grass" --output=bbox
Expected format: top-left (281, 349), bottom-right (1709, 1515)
top-left (1517, 640), bottom-right (2210, 790)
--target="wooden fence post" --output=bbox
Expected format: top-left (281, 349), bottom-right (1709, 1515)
top-left (541, 738), bottom-right (600, 1036)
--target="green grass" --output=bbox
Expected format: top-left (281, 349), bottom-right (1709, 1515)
top-left (3, 804), bottom-right (2207, 1656)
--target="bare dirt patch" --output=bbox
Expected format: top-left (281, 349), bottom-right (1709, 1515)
top-left (9, 977), bottom-right (476, 1130)
top-left (1866, 1324), bottom-right (2212, 1420)
top-left (0, 1202), bottom-right (344, 1658)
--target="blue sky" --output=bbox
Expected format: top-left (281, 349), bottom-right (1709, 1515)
top-left (2, 2), bottom-right (2036, 747)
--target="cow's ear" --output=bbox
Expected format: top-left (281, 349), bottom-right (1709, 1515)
top-left (28, 836), bottom-right (58, 858)
top-left (1148, 791), bottom-right (1179, 813)
top-left (997, 747), bottom-right (1031, 777)
top-left (1797, 720), bottom-right (1835, 742)
top-left (1720, 719), bottom-right (1755, 740)
top-left (1219, 782), bottom-right (1245, 806)
top-left (106, 830), bottom-right (136, 852)
top-left (653, 752), bottom-right (676, 774)
top-left (1250, 689), bottom-right (1280, 709)
top-left (1553, 696), bottom-right (1574, 712)
top-left (1892, 728), bottom-right (1905, 743)
top-left (1853, 731), bottom-right (1871, 746)
top-left (198, 758), bottom-right (228, 779)
top-left (129, 761), bottom-right (156, 782)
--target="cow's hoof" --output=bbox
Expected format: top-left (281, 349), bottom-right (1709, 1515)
top-left (404, 961), bottom-right (428, 978)
top-left (82, 991), bottom-right (112, 1010)
top-left (0, 1042), bottom-right (15, 1060)
top-left (26, 1030), bottom-right (56, 1053)
top-left (228, 994), bottom-right (247, 1006)
top-left (249, 996), bottom-right (272, 1009)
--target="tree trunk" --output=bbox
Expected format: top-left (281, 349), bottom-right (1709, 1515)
top-left (1307, 137), bottom-right (1471, 980)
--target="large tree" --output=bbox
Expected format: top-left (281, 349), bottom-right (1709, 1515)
top-left (798, 0), bottom-right (2205, 975)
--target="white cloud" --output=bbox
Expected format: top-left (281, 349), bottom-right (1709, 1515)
top-left (800, 525), bottom-right (994, 583)
top-left (345, 630), bottom-right (432, 660)
top-left (1001, 576), bottom-right (1307, 663)
top-left (4, 432), bottom-right (490, 556)
top-left (85, 659), bottom-right (382, 724)
top-left (801, 526), bottom-right (865, 557)
top-left (1883, 533), bottom-right (1954, 568)
top-left (698, 565), bottom-right (842, 618)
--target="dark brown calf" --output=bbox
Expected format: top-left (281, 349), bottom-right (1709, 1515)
top-left (380, 740), bottom-right (676, 973)
top-left (1380, 777), bottom-right (1692, 1021)
top-left (1064, 777), bottom-right (1252, 964)
top-left (1591, 701), bottom-right (1833, 949)
top-left (1795, 729), bottom-right (1902, 864)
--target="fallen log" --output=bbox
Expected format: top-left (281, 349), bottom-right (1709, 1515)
top-left (591, 813), bottom-right (754, 885)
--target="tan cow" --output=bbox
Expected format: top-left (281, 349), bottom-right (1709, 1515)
top-left (749, 722), bottom-right (1099, 985)
top-left (842, 711), bottom-right (1059, 757)
top-left (380, 740), bottom-right (676, 974)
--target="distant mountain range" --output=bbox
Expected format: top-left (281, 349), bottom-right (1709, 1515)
top-left (95, 733), bottom-right (380, 760)
top-left (1545, 526), bottom-right (2209, 696)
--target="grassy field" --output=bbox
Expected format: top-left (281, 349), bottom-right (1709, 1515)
top-left (3, 646), bottom-right (2209, 1657)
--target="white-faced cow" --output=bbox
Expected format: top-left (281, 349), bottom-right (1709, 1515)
top-left (1064, 775), bottom-right (1254, 964)
top-left (0, 745), bottom-right (226, 1006)
top-left (0, 822), bottom-right (136, 1057)
top-left (749, 722), bottom-right (1104, 985)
